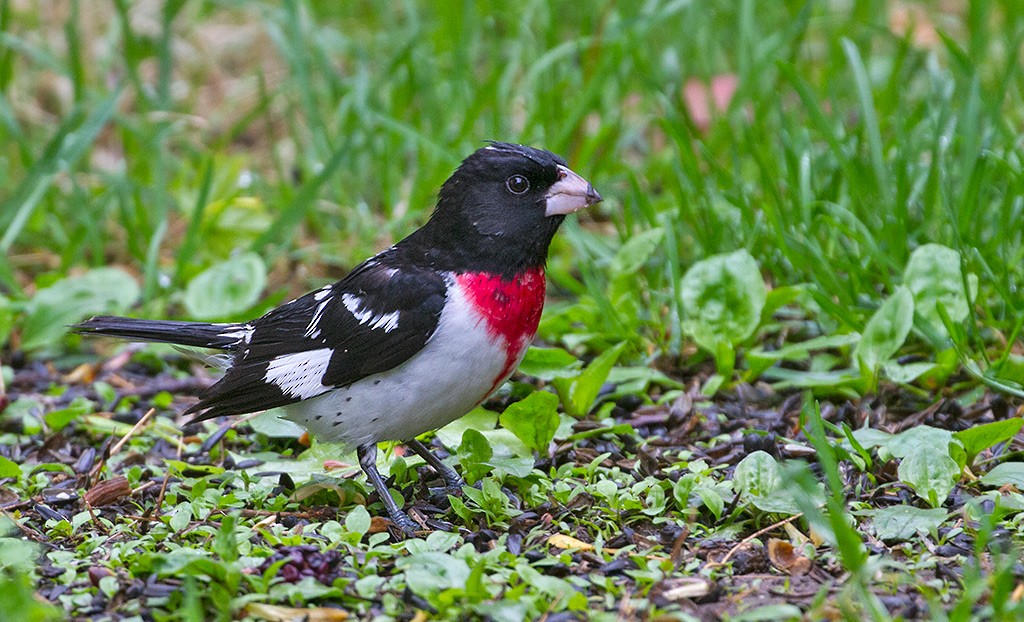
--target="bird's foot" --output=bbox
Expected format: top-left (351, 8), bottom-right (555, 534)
top-left (428, 482), bottom-right (466, 501)
top-left (387, 508), bottom-right (424, 537)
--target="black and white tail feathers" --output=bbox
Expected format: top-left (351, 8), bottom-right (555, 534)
top-left (72, 316), bottom-right (249, 351)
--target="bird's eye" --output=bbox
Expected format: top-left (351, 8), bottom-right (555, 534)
top-left (506, 175), bottom-right (530, 194)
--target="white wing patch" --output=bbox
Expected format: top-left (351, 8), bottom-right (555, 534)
top-left (264, 349), bottom-right (333, 399)
top-left (305, 296), bottom-right (332, 339)
top-left (341, 293), bottom-right (400, 333)
top-left (218, 323), bottom-right (254, 344)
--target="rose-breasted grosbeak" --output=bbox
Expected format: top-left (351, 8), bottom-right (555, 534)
top-left (74, 142), bottom-right (601, 533)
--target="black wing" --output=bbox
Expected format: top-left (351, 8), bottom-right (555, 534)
top-left (188, 258), bottom-right (447, 421)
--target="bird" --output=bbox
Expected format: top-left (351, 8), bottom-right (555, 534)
top-left (73, 142), bottom-right (602, 533)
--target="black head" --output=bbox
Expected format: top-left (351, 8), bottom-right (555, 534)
top-left (400, 142), bottom-right (602, 277)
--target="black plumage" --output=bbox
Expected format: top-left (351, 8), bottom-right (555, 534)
top-left (76, 259), bottom-right (447, 422)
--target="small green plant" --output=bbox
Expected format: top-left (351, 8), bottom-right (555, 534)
top-left (680, 249), bottom-right (766, 392)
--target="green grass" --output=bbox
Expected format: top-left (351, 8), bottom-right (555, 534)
top-left (3, 1), bottom-right (1024, 620)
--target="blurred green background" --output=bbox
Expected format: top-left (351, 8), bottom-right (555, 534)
top-left (1, 0), bottom-right (1022, 372)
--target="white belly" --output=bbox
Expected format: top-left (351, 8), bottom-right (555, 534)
top-left (282, 281), bottom-right (521, 447)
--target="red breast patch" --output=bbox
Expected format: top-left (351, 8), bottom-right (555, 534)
top-left (456, 267), bottom-right (546, 394)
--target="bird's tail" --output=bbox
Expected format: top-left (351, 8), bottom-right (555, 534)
top-left (72, 316), bottom-right (249, 351)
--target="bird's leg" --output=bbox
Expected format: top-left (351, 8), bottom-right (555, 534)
top-left (405, 438), bottom-right (465, 495)
top-left (357, 443), bottom-right (419, 535)
top-left (405, 439), bottom-right (522, 509)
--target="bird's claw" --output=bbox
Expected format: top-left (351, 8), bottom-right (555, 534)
top-left (428, 483), bottom-right (466, 501)
top-left (387, 511), bottom-right (422, 537)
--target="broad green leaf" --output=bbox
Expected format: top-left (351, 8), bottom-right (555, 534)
top-left (748, 490), bottom-right (803, 515)
top-left (850, 428), bottom-right (892, 449)
top-left (954, 419), bottom-right (1024, 465)
top-left (44, 397), bottom-right (93, 432)
top-left (433, 407), bottom-right (532, 460)
top-left (498, 391), bottom-right (560, 455)
top-left (869, 505), bottom-right (948, 541)
top-left (518, 346), bottom-right (581, 380)
top-left (903, 244), bottom-right (977, 340)
top-left (897, 447), bottom-right (960, 508)
top-left (737, 450), bottom-right (774, 498)
top-left (881, 361), bottom-right (936, 384)
top-left (734, 451), bottom-right (800, 514)
top-left (249, 409), bottom-right (306, 438)
top-left (882, 425), bottom-right (955, 459)
top-left (485, 455), bottom-right (536, 478)
top-left (0, 456), bottom-right (20, 479)
top-left (345, 504), bottom-right (371, 536)
top-left (435, 407), bottom-right (497, 449)
top-left (980, 463), bottom-right (1024, 489)
top-left (233, 443), bottom-right (359, 483)
top-left (212, 515), bottom-right (238, 563)
top-left (696, 487), bottom-right (724, 519)
top-left (184, 252), bottom-right (267, 320)
top-left (0, 537), bottom-right (41, 574)
top-left (609, 227), bottom-right (664, 277)
top-left (22, 267), bottom-right (141, 350)
top-left (680, 249), bottom-right (767, 363)
top-left (457, 429), bottom-right (493, 484)
top-left (854, 286), bottom-right (913, 377)
top-left (553, 341), bottom-right (626, 417)
top-left (168, 502), bottom-right (193, 532)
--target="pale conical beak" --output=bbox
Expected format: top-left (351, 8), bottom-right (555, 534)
top-left (544, 165), bottom-right (602, 216)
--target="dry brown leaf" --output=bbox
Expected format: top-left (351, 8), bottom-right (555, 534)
top-left (807, 525), bottom-right (826, 547)
top-left (547, 534), bottom-right (594, 551)
top-left (368, 516), bottom-right (391, 535)
top-left (84, 476), bottom-right (132, 507)
top-left (63, 363), bottom-right (98, 384)
top-left (782, 521), bottom-right (809, 545)
top-left (245, 603), bottom-right (349, 622)
top-left (766, 538), bottom-right (812, 575)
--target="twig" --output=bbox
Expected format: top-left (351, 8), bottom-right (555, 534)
top-left (110, 408), bottom-right (157, 457)
top-left (131, 480), bottom-right (158, 496)
top-left (0, 500), bottom-right (32, 512)
top-left (84, 497), bottom-right (110, 535)
top-left (706, 513), bottom-right (805, 568)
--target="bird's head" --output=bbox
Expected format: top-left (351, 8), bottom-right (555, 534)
top-left (414, 142), bottom-right (602, 275)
